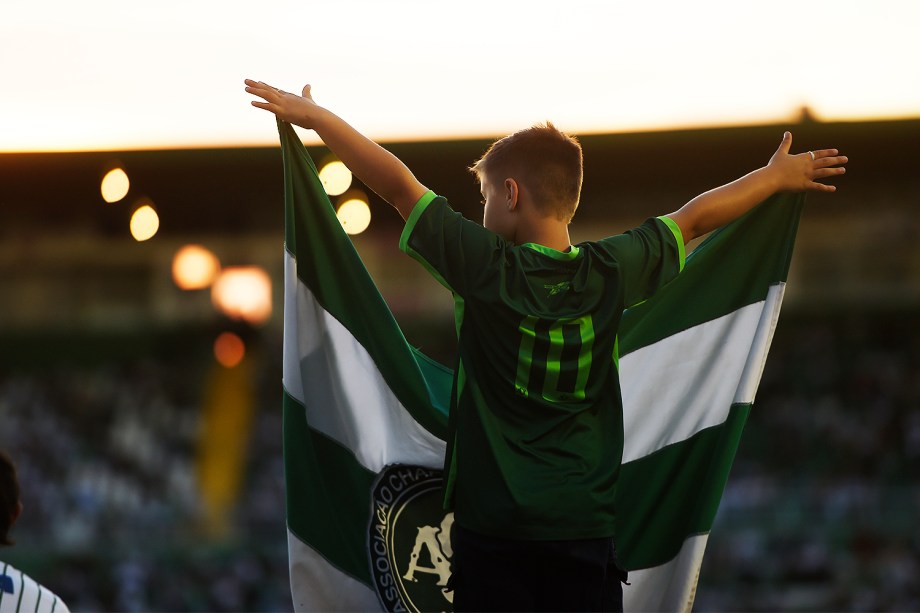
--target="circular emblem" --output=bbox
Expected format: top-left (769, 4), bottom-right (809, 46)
top-left (368, 464), bottom-right (454, 612)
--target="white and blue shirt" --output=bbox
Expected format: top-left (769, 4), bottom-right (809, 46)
top-left (0, 561), bottom-right (69, 613)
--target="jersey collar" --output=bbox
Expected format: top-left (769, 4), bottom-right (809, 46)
top-left (521, 242), bottom-right (581, 260)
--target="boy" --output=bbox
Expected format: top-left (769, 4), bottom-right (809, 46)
top-left (245, 80), bottom-right (847, 611)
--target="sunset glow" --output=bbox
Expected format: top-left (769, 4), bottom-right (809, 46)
top-left (2, 1), bottom-right (918, 152)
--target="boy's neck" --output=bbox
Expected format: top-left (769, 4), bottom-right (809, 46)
top-left (515, 221), bottom-right (572, 252)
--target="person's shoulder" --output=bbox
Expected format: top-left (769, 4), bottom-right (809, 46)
top-left (402, 192), bottom-right (455, 230)
top-left (594, 217), bottom-right (678, 247)
top-left (0, 560), bottom-right (70, 613)
top-left (404, 192), bottom-right (494, 241)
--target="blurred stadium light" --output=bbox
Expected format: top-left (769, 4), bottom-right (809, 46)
top-left (318, 159), bottom-right (352, 196)
top-left (213, 331), bottom-right (245, 368)
top-left (336, 189), bottom-right (372, 235)
top-left (172, 244), bottom-right (221, 291)
top-left (100, 167), bottom-right (129, 204)
top-left (129, 202), bottom-right (159, 241)
top-left (210, 266), bottom-right (272, 325)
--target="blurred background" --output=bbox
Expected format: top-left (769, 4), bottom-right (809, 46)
top-left (2, 1), bottom-right (919, 611)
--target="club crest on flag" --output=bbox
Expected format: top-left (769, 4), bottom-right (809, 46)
top-left (369, 465), bottom-right (454, 612)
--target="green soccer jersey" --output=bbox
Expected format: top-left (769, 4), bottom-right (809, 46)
top-left (399, 191), bottom-right (685, 540)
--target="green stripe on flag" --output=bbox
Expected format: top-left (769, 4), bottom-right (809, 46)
top-left (621, 192), bottom-right (802, 356)
top-left (283, 390), bottom-right (376, 586)
top-left (617, 402), bottom-right (751, 570)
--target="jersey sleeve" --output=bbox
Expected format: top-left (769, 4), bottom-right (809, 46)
top-left (596, 215), bottom-right (685, 307)
top-left (398, 190), bottom-right (502, 296)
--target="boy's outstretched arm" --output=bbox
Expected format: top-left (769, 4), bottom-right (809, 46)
top-left (667, 132), bottom-right (847, 244)
top-left (245, 79), bottom-right (427, 220)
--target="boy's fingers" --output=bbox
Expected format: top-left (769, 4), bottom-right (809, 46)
top-left (245, 80), bottom-right (282, 97)
top-left (778, 131), bottom-right (793, 154)
top-left (812, 166), bottom-right (846, 179)
top-left (245, 79), bottom-right (270, 90)
top-left (812, 148), bottom-right (839, 159)
top-left (809, 181), bottom-right (837, 192)
top-left (816, 155), bottom-right (848, 168)
top-left (245, 84), bottom-right (271, 97)
top-left (245, 89), bottom-right (271, 103)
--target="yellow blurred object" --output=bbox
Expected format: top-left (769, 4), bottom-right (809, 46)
top-left (196, 348), bottom-right (255, 538)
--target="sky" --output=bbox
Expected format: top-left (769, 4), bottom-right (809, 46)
top-left (2, 0), bottom-right (919, 152)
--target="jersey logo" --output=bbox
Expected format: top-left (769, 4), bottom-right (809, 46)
top-left (0, 574), bottom-right (13, 594)
top-left (543, 281), bottom-right (570, 296)
top-left (369, 465), bottom-right (454, 612)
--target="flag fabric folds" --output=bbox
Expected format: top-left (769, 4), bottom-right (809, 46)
top-left (278, 120), bottom-right (803, 612)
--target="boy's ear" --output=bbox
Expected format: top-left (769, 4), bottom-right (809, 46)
top-left (504, 178), bottom-right (519, 211)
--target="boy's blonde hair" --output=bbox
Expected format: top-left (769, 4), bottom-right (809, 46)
top-left (470, 122), bottom-right (583, 222)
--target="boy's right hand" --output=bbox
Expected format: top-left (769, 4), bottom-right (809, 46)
top-left (767, 131), bottom-right (848, 193)
top-left (245, 79), bottom-right (319, 130)
top-left (667, 132), bottom-right (849, 244)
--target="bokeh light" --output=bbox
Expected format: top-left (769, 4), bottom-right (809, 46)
top-left (336, 192), bottom-right (371, 235)
top-left (211, 266), bottom-right (272, 325)
top-left (213, 331), bottom-right (246, 368)
top-left (172, 245), bottom-right (221, 290)
top-left (100, 167), bottom-right (130, 203)
top-left (129, 203), bottom-right (159, 241)
top-left (319, 160), bottom-right (352, 196)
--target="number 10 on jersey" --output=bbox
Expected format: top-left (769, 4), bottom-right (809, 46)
top-left (515, 314), bottom-right (595, 403)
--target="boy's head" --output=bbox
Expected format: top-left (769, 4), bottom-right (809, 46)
top-left (470, 122), bottom-right (583, 224)
top-left (0, 451), bottom-right (22, 546)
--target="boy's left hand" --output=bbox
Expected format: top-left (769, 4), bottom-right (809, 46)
top-left (768, 131), bottom-right (848, 193)
top-left (245, 79), bottom-right (319, 129)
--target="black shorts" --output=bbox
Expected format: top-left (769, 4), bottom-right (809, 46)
top-left (450, 524), bottom-right (629, 613)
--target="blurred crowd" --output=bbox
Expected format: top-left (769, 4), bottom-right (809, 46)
top-left (0, 347), bottom-right (291, 612)
top-left (697, 314), bottom-right (920, 611)
top-left (1, 313), bottom-right (918, 611)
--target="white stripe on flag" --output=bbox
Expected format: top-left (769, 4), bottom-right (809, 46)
top-left (282, 252), bottom-right (447, 473)
top-left (734, 283), bottom-right (785, 405)
top-left (623, 534), bottom-right (709, 613)
top-left (288, 530), bottom-right (379, 612)
top-left (621, 284), bottom-right (784, 464)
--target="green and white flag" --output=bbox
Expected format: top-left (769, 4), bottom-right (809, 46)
top-left (278, 121), bottom-right (802, 612)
